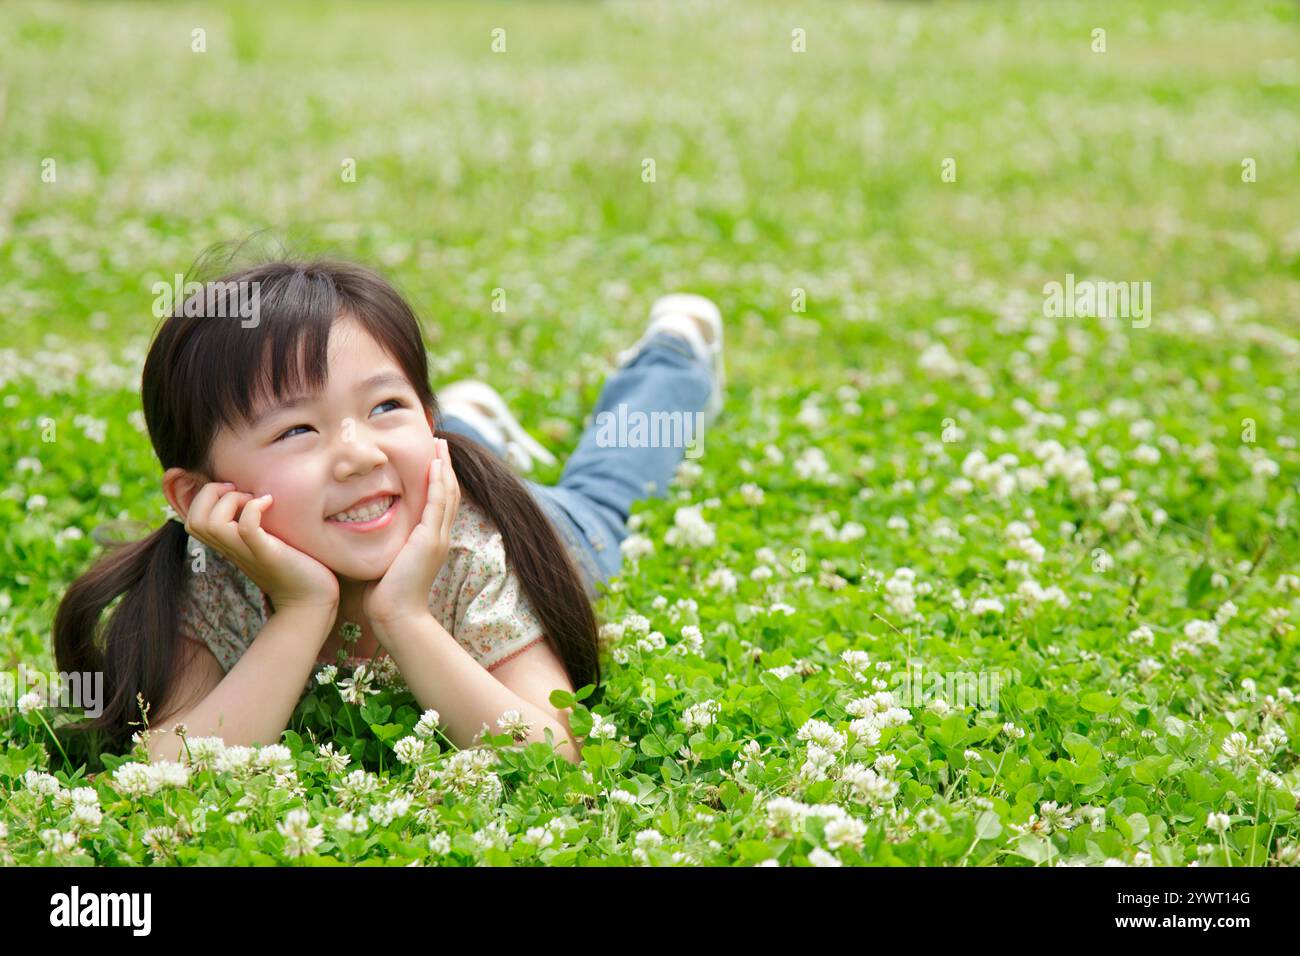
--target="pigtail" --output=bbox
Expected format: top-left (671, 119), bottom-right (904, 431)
top-left (441, 432), bottom-right (602, 694)
top-left (51, 519), bottom-right (192, 765)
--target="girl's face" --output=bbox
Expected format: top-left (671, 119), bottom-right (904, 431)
top-left (197, 315), bottom-right (437, 583)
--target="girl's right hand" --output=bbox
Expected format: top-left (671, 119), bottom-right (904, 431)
top-left (184, 481), bottom-right (340, 612)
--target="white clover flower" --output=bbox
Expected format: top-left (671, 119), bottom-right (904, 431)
top-left (1259, 726), bottom-right (1288, 754)
top-left (1219, 732), bottom-right (1258, 767)
top-left (915, 807), bottom-right (945, 831)
top-left (17, 691), bottom-right (43, 717)
top-left (1002, 722), bottom-right (1026, 740)
top-left (839, 763), bottom-right (899, 805)
top-left (796, 718), bottom-right (847, 753)
top-left (413, 709), bottom-right (442, 738)
top-left (494, 708), bottom-right (532, 740)
top-left (1214, 601), bottom-right (1238, 626)
top-left (848, 718), bottom-right (883, 746)
top-left (70, 804), bottom-right (104, 829)
top-left (521, 826), bottom-right (556, 849)
top-left (635, 828), bottom-right (664, 849)
top-left (1038, 801), bottom-right (1078, 833)
top-left (797, 743), bottom-right (836, 784)
top-left (765, 796), bottom-right (811, 833)
top-left (587, 712), bottom-right (617, 740)
top-left (1127, 625), bottom-right (1154, 645)
top-left (674, 624), bottom-right (704, 657)
top-left (705, 567), bottom-right (738, 594)
top-left (141, 825), bottom-right (178, 857)
top-left (112, 762), bottom-right (157, 798)
top-left (884, 568), bottom-right (918, 616)
top-left (1183, 619), bottom-right (1220, 646)
top-left (682, 699), bottom-right (721, 732)
top-left (150, 761), bottom-right (192, 789)
top-left (369, 795), bottom-right (413, 826)
top-left (664, 505), bottom-right (716, 549)
top-left (336, 664), bottom-right (381, 705)
top-left (1136, 658), bottom-right (1163, 680)
top-left (606, 788), bottom-right (637, 805)
top-left (1206, 812), bottom-right (1232, 834)
top-left (918, 342), bottom-right (960, 378)
top-left (255, 744), bottom-right (293, 773)
top-left (823, 816), bottom-right (867, 851)
top-left (972, 597), bottom-right (1005, 617)
top-left (1251, 455), bottom-right (1280, 480)
top-left (873, 754), bottom-right (900, 774)
top-left (793, 447), bottom-right (831, 481)
top-left (277, 808), bottom-right (324, 857)
top-left (840, 649), bottom-right (872, 681)
top-left (335, 811), bottom-right (368, 835)
top-left (316, 742), bottom-right (350, 775)
top-left (214, 745), bottom-right (257, 776)
top-left (23, 771), bottom-right (61, 797)
top-left (332, 768), bottom-right (380, 804)
top-left (394, 736), bottom-right (426, 765)
top-left (619, 534), bottom-right (655, 561)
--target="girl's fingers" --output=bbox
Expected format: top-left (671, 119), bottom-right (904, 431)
top-left (185, 482), bottom-right (237, 534)
top-left (237, 494), bottom-right (275, 559)
top-left (208, 495), bottom-right (259, 562)
top-left (210, 489), bottom-right (253, 526)
top-left (428, 459), bottom-right (445, 523)
top-left (440, 456), bottom-right (458, 540)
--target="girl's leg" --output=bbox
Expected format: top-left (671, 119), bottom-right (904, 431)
top-left (524, 331), bottom-right (714, 592)
top-left (441, 333), bottom-right (715, 598)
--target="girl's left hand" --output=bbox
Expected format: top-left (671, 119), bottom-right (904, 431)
top-left (363, 437), bottom-right (460, 634)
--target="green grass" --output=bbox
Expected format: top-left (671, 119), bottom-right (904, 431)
top-left (1, 0), bottom-right (1298, 865)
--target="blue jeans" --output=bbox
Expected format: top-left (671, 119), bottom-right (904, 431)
top-left (439, 332), bottom-right (714, 597)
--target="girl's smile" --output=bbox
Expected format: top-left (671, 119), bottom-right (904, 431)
top-left (324, 493), bottom-right (401, 531)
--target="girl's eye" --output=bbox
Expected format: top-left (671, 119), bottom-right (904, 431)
top-left (274, 424), bottom-right (312, 443)
top-left (273, 399), bottom-right (405, 443)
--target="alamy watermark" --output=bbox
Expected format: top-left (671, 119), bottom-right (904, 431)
top-left (50, 886), bottom-right (151, 935)
top-left (1, 665), bottom-right (104, 718)
top-left (1042, 273), bottom-right (1151, 329)
top-left (888, 661), bottom-right (1018, 712)
top-left (151, 275), bottom-right (262, 327)
top-left (594, 403), bottom-right (705, 459)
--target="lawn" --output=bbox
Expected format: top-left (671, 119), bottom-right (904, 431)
top-left (1, 0), bottom-right (1298, 866)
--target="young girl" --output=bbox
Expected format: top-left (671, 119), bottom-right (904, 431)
top-left (52, 254), bottom-right (724, 768)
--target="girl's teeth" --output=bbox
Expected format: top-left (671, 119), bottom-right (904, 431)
top-left (329, 496), bottom-right (394, 523)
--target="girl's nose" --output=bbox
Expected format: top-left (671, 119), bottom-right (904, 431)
top-left (333, 433), bottom-right (389, 480)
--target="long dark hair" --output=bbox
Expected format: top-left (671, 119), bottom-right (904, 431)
top-left (52, 249), bottom-right (602, 762)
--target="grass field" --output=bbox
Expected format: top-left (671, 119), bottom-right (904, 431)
top-left (1, 0), bottom-right (1299, 865)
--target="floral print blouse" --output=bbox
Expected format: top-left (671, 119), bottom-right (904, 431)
top-left (176, 496), bottom-right (549, 697)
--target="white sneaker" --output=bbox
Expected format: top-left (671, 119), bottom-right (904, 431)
top-left (615, 293), bottom-right (725, 426)
top-left (439, 380), bottom-right (557, 473)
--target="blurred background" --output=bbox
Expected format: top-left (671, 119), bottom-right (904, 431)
top-left (0, 0), bottom-right (1297, 662)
